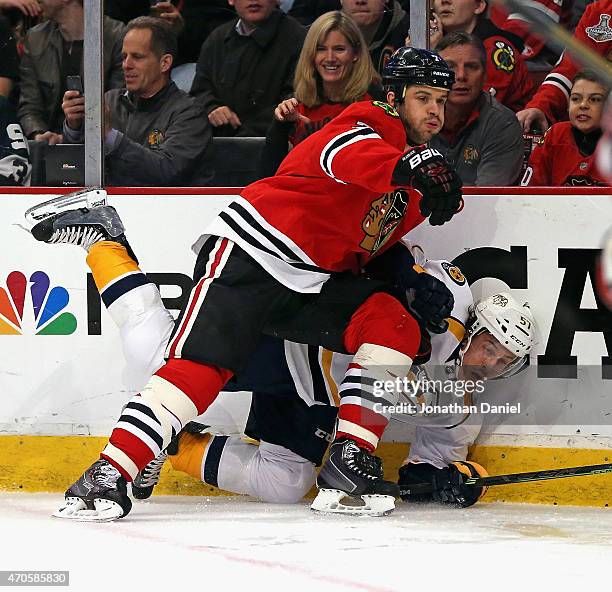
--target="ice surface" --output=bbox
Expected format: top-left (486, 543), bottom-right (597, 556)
top-left (2, 493), bottom-right (611, 592)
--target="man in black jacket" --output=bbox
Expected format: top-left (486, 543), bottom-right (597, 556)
top-left (18, 0), bottom-right (126, 143)
top-left (61, 16), bottom-right (212, 186)
top-left (190, 0), bottom-right (305, 137)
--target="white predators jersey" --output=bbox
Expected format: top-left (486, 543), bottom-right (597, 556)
top-left (282, 249), bottom-right (480, 467)
top-left (400, 245), bottom-right (482, 467)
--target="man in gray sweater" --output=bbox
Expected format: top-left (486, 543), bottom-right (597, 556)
top-left (62, 16), bottom-right (212, 186)
top-left (431, 32), bottom-right (524, 186)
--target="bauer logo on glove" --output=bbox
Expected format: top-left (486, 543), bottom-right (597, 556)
top-left (392, 145), bottom-right (463, 226)
top-left (402, 147), bottom-right (444, 170)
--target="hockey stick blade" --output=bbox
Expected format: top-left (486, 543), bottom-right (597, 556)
top-left (399, 461), bottom-right (612, 497)
top-left (492, 0), bottom-right (612, 87)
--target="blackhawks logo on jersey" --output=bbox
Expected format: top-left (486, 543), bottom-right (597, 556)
top-left (360, 189), bottom-right (408, 255)
top-left (441, 261), bottom-right (466, 285)
top-left (372, 101), bottom-right (399, 118)
top-left (492, 41), bottom-right (515, 73)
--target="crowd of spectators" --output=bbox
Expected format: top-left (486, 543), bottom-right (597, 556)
top-left (0, 0), bottom-right (607, 187)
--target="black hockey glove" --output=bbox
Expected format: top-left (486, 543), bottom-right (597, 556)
top-left (365, 244), bottom-right (453, 334)
top-left (407, 272), bottom-right (454, 335)
top-left (398, 461), bottom-right (487, 508)
top-left (392, 146), bottom-right (463, 226)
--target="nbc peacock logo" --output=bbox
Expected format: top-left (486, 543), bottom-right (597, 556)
top-left (0, 271), bottom-right (77, 335)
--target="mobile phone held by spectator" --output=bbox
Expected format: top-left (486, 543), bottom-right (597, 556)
top-left (66, 75), bottom-right (83, 95)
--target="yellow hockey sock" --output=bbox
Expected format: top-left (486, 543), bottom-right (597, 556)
top-left (86, 241), bottom-right (140, 292)
top-left (168, 432), bottom-right (212, 480)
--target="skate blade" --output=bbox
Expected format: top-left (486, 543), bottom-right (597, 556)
top-left (52, 496), bottom-right (126, 522)
top-left (24, 188), bottom-right (107, 227)
top-left (310, 489), bottom-right (395, 517)
top-left (131, 485), bottom-right (153, 500)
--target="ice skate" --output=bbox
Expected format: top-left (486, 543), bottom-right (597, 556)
top-left (311, 438), bottom-right (399, 516)
top-left (24, 187), bottom-right (107, 228)
top-left (28, 202), bottom-right (128, 249)
top-left (132, 451), bottom-right (168, 500)
top-left (132, 431), bottom-right (185, 500)
top-left (53, 459), bottom-right (132, 522)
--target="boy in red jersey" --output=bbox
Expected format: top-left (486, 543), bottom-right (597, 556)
top-left (522, 70), bottom-right (610, 186)
top-left (517, 0), bottom-right (612, 132)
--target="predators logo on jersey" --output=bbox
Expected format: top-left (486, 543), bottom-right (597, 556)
top-left (441, 261), bottom-right (466, 285)
top-left (492, 293), bottom-right (508, 307)
top-left (360, 189), bottom-right (408, 255)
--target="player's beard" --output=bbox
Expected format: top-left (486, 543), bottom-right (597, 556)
top-left (404, 115), bottom-right (441, 146)
top-left (407, 126), bottom-right (434, 146)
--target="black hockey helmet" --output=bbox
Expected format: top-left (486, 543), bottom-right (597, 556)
top-left (383, 46), bottom-right (455, 103)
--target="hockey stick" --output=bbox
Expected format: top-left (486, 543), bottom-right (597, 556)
top-left (492, 0), bottom-right (612, 87)
top-left (399, 460), bottom-right (612, 496)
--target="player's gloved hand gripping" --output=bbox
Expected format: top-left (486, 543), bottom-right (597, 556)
top-left (406, 271), bottom-right (453, 334)
top-left (392, 145), bottom-right (463, 226)
top-left (365, 243), bottom-right (453, 334)
top-left (398, 461), bottom-right (488, 508)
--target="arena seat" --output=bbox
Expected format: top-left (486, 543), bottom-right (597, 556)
top-left (208, 137), bottom-right (266, 187)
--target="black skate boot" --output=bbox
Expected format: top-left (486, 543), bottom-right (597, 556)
top-left (53, 459), bottom-right (132, 522)
top-left (132, 424), bottom-right (207, 499)
top-left (29, 204), bottom-right (138, 262)
top-left (311, 438), bottom-right (399, 516)
top-left (30, 203), bottom-right (128, 248)
top-left (132, 451), bottom-right (169, 500)
top-left (132, 436), bottom-right (180, 500)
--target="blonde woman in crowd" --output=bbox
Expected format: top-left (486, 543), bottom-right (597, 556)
top-left (260, 10), bottom-right (382, 176)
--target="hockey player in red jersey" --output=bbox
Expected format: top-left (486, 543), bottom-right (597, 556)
top-left (433, 0), bottom-right (535, 111)
top-left (517, 0), bottom-right (612, 132)
top-left (522, 70), bottom-right (610, 186)
top-left (31, 47), bottom-right (463, 521)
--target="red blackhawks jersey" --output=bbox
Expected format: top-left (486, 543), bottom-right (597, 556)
top-left (474, 19), bottom-right (535, 112)
top-left (521, 121), bottom-right (609, 186)
top-left (526, 0), bottom-right (612, 124)
top-left (200, 100), bottom-right (426, 293)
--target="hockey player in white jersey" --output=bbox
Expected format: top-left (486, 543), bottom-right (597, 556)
top-left (25, 189), bottom-right (535, 517)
